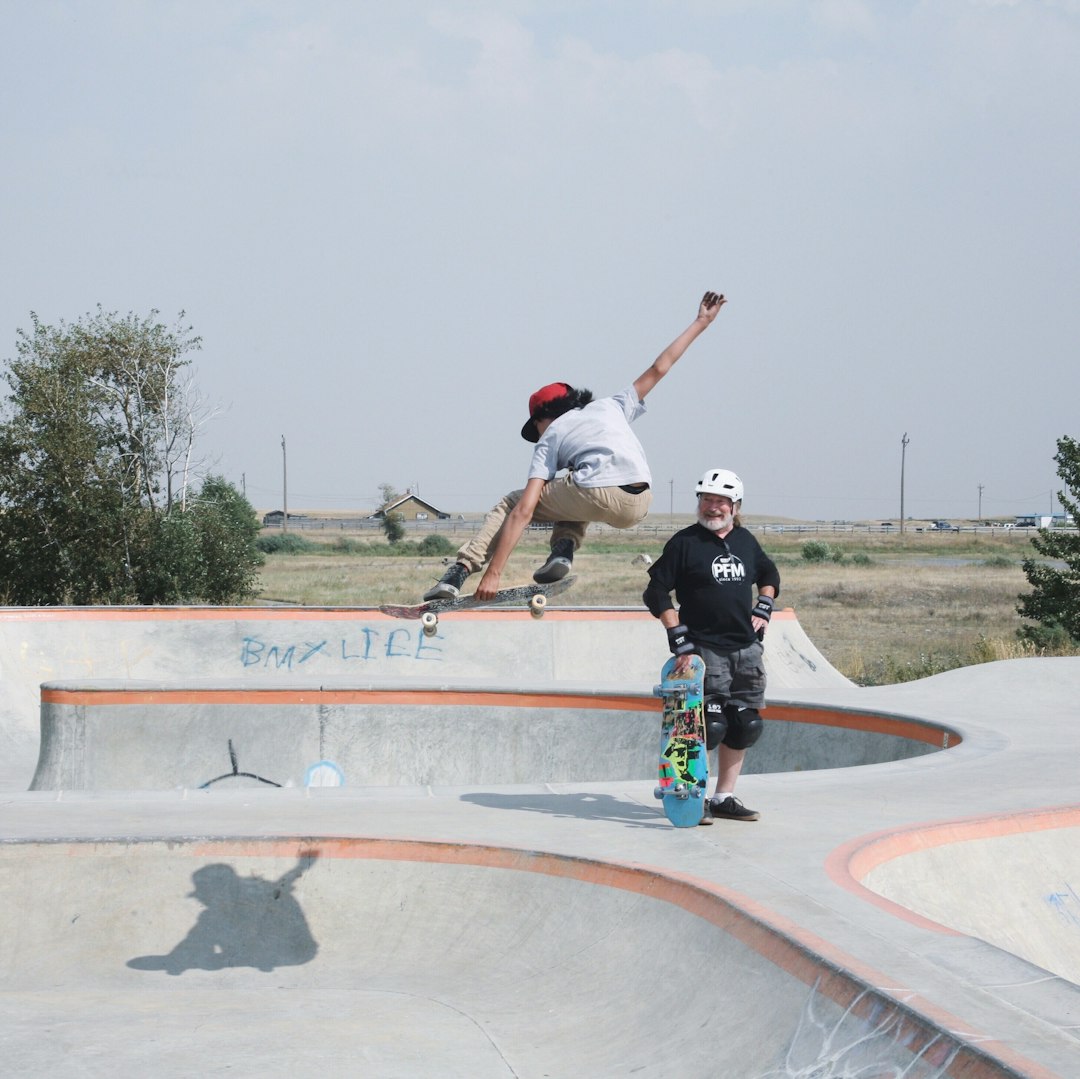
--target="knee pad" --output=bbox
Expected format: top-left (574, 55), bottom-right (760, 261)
top-left (703, 695), bottom-right (727, 750)
top-left (721, 705), bottom-right (763, 750)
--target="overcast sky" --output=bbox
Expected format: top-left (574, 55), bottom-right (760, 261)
top-left (2, 0), bottom-right (1077, 522)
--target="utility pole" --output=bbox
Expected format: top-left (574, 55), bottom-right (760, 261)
top-left (669, 479), bottom-right (674, 518)
top-left (281, 435), bottom-right (288, 532)
top-left (900, 433), bottom-right (910, 533)
top-left (978, 483), bottom-right (984, 523)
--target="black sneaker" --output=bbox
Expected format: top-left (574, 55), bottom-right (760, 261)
top-left (709, 795), bottom-right (760, 822)
top-left (533, 538), bottom-right (574, 583)
top-left (423, 562), bottom-right (470, 601)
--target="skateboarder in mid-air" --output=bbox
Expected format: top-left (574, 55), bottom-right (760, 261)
top-left (644, 468), bottom-right (780, 824)
top-left (424, 291), bottom-right (726, 603)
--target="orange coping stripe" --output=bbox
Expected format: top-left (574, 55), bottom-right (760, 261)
top-left (39, 689), bottom-right (958, 754)
top-left (825, 803), bottom-right (1080, 936)
top-left (40, 686), bottom-right (659, 711)
top-left (126, 834), bottom-right (1046, 1079)
top-left (39, 687), bottom-right (953, 740)
top-left (765, 703), bottom-right (960, 748)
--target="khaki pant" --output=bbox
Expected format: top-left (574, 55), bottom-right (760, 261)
top-left (456, 476), bottom-right (652, 572)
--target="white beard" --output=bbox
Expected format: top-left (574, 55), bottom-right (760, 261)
top-left (697, 508), bottom-right (733, 532)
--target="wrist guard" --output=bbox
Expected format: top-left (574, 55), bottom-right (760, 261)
top-left (666, 624), bottom-right (698, 656)
top-left (752, 595), bottom-right (774, 622)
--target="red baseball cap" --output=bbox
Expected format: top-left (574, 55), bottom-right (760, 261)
top-left (521, 382), bottom-right (571, 442)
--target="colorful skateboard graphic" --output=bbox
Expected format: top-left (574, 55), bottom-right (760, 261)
top-left (653, 654), bottom-right (708, 827)
top-left (380, 576), bottom-right (576, 636)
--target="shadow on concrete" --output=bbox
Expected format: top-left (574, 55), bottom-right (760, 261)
top-left (460, 791), bottom-right (669, 828)
top-left (127, 851), bottom-right (319, 975)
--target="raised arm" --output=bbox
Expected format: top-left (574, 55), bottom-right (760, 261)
top-left (632, 291), bottom-right (725, 401)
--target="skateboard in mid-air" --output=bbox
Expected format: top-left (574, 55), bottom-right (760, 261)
top-left (653, 654), bottom-right (708, 827)
top-left (379, 576), bottom-right (576, 636)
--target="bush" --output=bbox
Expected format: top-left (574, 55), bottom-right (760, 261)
top-left (382, 512), bottom-right (405, 544)
top-left (333, 537), bottom-right (365, 554)
top-left (256, 532), bottom-right (316, 555)
top-left (801, 540), bottom-right (844, 563)
top-left (417, 534), bottom-right (455, 556)
top-left (801, 540), bottom-right (829, 562)
top-left (132, 513), bottom-right (203, 604)
top-left (1017, 621), bottom-right (1075, 651)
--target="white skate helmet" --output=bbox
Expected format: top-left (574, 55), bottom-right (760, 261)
top-left (695, 468), bottom-right (743, 504)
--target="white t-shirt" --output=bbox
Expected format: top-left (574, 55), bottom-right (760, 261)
top-left (526, 387), bottom-right (651, 488)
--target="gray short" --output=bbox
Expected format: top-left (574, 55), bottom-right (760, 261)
top-left (698, 640), bottom-right (766, 710)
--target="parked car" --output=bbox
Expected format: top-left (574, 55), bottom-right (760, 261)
top-left (928, 520), bottom-right (960, 532)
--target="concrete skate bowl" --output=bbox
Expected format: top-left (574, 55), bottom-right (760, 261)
top-left (32, 682), bottom-right (961, 791)
top-left (0, 836), bottom-right (1031, 1078)
top-left (0, 603), bottom-right (850, 789)
top-left (839, 804), bottom-right (1080, 988)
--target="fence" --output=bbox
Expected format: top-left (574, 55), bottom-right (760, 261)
top-left (261, 515), bottom-right (1067, 539)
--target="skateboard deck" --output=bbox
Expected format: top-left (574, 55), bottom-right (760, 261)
top-left (652, 654), bottom-right (708, 827)
top-left (380, 575), bottom-right (576, 635)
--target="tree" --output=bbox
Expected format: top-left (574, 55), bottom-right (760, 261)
top-left (190, 475), bottom-right (264, 602)
top-left (1017, 436), bottom-right (1080, 645)
top-left (378, 482), bottom-right (401, 508)
top-left (382, 512), bottom-right (406, 545)
top-left (377, 482), bottom-right (406, 544)
top-left (130, 476), bottom-right (265, 604)
top-left (0, 308), bottom-right (261, 604)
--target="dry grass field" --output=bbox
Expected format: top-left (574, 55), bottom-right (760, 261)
top-left (251, 517), bottom-right (1073, 684)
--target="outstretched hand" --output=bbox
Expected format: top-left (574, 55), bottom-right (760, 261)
top-left (698, 291), bottom-right (725, 324)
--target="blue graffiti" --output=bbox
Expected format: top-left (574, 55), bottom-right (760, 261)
top-left (1044, 883), bottom-right (1080, 929)
top-left (240, 628), bottom-right (443, 670)
top-left (304, 760), bottom-right (345, 787)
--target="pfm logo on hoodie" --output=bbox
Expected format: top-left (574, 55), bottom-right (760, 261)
top-left (711, 554), bottom-right (746, 584)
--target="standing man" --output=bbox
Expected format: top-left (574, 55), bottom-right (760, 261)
top-left (643, 468), bottom-right (780, 824)
top-left (422, 291), bottom-right (726, 602)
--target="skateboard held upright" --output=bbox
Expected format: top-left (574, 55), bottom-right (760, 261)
top-left (653, 654), bottom-right (708, 827)
top-left (380, 576), bottom-right (576, 636)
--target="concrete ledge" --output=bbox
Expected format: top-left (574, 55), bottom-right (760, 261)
top-left (0, 605), bottom-right (852, 788)
top-left (33, 679), bottom-right (957, 792)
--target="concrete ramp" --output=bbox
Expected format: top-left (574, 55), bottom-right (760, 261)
top-left (0, 836), bottom-right (999, 1078)
top-left (32, 683), bottom-right (952, 792)
top-left (0, 605), bottom-right (849, 790)
top-left (854, 805), bottom-right (1080, 987)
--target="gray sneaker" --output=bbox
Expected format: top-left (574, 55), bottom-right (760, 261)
top-left (423, 562), bottom-right (470, 601)
top-left (709, 795), bottom-right (760, 822)
top-left (697, 800), bottom-right (714, 826)
top-left (533, 538), bottom-right (575, 584)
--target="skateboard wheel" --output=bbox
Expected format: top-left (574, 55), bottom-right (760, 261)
top-left (420, 612), bottom-right (438, 637)
top-left (653, 786), bottom-right (666, 800)
top-left (529, 593), bottom-right (547, 619)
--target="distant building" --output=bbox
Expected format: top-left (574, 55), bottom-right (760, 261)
top-left (261, 510), bottom-right (307, 526)
top-left (371, 493), bottom-right (450, 521)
